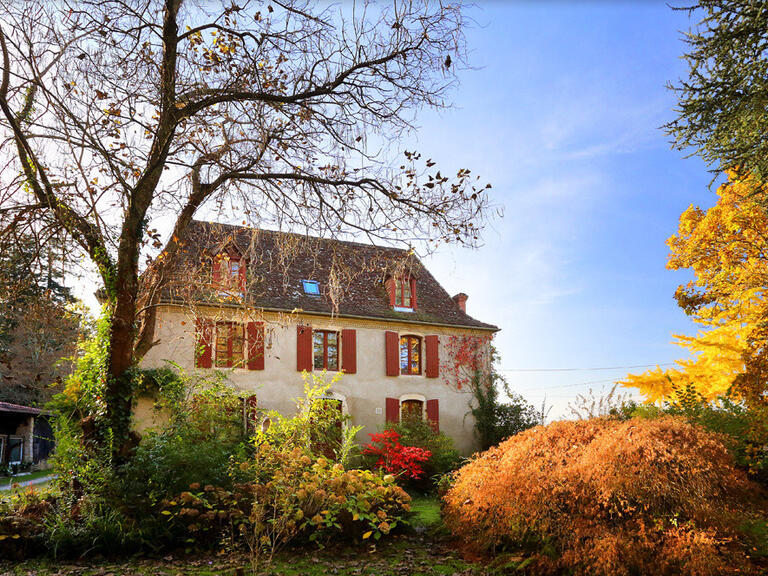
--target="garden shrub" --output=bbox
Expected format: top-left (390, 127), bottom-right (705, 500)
top-left (443, 416), bottom-right (767, 576)
top-left (362, 430), bottom-right (432, 480)
top-left (0, 486), bottom-right (52, 559)
top-left (156, 372), bottom-right (410, 562)
top-left (639, 385), bottom-right (768, 486)
top-left (162, 447), bottom-right (411, 559)
top-left (119, 372), bottom-right (252, 513)
top-left (388, 418), bottom-right (462, 482)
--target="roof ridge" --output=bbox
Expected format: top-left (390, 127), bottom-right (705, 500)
top-left (190, 219), bottom-right (411, 255)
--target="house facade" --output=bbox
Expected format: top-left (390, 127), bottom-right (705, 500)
top-left (139, 221), bottom-right (498, 455)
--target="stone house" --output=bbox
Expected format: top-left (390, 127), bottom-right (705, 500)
top-left (139, 221), bottom-right (498, 455)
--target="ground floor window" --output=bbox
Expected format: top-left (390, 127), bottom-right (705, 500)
top-left (313, 330), bottom-right (339, 371)
top-left (216, 321), bottom-right (244, 367)
top-left (400, 399), bottom-right (424, 422)
top-left (8, 436), bottom-right (22, 465)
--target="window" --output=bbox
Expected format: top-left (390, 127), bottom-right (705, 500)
top-left (313, 330), bottom-right (339, 371)
top-left (228, 259), bottom-right (241, 284)
top-left (395, 277), bottom-right (413, 308)
top-left (302, 279), bottom-right (320, 295)
top-left (400, 399), bottom-right (423, 421)
top-left (216, 322), bottom-right (244, 367)
top-left (8, 436), bottom-right (23, 465)
top-left (213, 252), bottom-right (246, 292)
top-left (400, 335), bottom-right (421, 375)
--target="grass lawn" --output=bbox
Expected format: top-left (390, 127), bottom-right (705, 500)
top-left (0, 533), bottom-right (481, 576)
top-left (0, 469), bottom-right (53, 488)
top-left (409, 493), bottom-right (443, 532)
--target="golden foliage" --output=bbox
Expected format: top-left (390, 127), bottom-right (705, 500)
top-left (622, 172), bottom-right (768, 403)
top-left (442, 417), bottom-right (765, 576)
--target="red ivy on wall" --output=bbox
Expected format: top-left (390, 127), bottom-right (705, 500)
top-left (441, 334), bottom-right (492, 390)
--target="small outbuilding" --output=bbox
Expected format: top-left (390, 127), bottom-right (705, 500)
top-left (0, 401), bottom-right (55, 470)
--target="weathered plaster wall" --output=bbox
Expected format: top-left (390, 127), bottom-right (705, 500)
top-left (139, 305), bottom-right (493, 455)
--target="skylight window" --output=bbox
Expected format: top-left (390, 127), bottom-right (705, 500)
top-left (302, 280), bottom-right (320, 295)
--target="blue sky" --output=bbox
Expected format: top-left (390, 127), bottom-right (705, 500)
top-left (413, 2), bottom-right (715, 417)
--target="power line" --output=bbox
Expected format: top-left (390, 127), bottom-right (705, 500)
top-left (512, 377), bottom-right (625, 391)
top-left (500, 362), bottom-right (676, 373)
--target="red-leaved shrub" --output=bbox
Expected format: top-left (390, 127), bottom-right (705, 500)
top-left (363, 430), bottom-right (431, 480)
top-left (443, 416), bottom-right (766, 576)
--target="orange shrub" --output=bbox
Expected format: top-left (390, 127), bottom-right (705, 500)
top-left (443, 417), bottom-right (766, 576)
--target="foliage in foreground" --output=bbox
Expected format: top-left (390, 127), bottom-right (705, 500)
top-left (163, 451), bottom-right (410, 560)
top-left (443, 416), bottom-right (767, 576)
top-left (0, 368), bottom-right (411, 561)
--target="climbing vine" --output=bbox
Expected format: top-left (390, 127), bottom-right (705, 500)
top-left (441, 334), bottom-right (492, 390)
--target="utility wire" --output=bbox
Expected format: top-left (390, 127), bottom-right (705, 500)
top-left (512, 377), bottom-right (626, 391)
top-left (500, 362), bottom-right (676, 373)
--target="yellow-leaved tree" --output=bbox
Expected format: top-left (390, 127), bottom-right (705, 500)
top-left (622, 172), bottom-right (768, 406)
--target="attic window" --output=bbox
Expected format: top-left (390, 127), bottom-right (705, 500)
top-left (302, 280), bottom-right (320, 295)
top-left (387, 276), bottom-right (416, 311)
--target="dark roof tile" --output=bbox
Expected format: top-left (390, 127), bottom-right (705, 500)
top-left (161, 220), bottom-right (498, 331)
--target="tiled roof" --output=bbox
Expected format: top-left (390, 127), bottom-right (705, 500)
top-left (0, 401), bottom-right (44, 415)
top-left (160, 220), bottom-right (498, 331)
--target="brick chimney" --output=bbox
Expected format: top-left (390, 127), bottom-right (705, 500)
top-left (452, 292), bottom-right (468, 313)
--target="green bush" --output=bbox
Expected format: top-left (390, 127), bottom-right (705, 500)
top-left (119, 372), bottom-right (252, 514)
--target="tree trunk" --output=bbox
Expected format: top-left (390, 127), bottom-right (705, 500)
top-left (104, 252), bottom-right (139, 458)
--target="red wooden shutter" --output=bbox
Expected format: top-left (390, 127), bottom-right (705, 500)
top-left (297, 325), bottom-right (313, 372)
top-left (385, 277), bottom-right (396, 307)
top-left (246, 322), bottom-right (265, 370)
top-left (410, 277), bottom-right (417, 310)
top-left (385, 397), bottom-right (400, 424)
top-left (385, 331), bottom-right (399, 376)
top-left (426, 399), bottom-right (439, 433)
top-left (195, 318), bottom-right (213, 368)
top-left (425, 335), bottom-right (439, 378)
top-left (341, 329), bottom-right (357, 374)
top-left (212, 257), bottom-right (222, 284)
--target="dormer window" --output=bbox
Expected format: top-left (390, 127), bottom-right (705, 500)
top-left (212, 249), bottom-right (246, 292)
top-left (395, 277), bottom-right (412, 308)
top-left (386, 276), bottom-right (417, 311)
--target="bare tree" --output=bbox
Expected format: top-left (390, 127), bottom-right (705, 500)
top-left (0, 0), bottom-right (490, 455)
